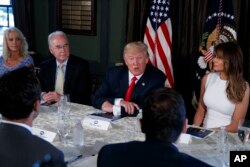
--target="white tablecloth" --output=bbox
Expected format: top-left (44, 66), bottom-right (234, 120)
top-left (34, 103), bottom-right (249, 167)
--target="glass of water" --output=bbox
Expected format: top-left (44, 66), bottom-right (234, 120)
top-left (58, 94), bottom-right (71, 116)
top-left (56, 113), bottom-right (71, 146)
top-left (237, 119), bottom-right (250, 150)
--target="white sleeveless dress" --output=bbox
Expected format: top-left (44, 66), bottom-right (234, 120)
top-left (203, 72), bottom-right (235, 128)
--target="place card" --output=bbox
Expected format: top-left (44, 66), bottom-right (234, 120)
top-left (178, 133), bottom-right (192, 144)
top-left (82, 116), bottom-right (111, 130)
top-left (32, 127), bottom-right (56, 142)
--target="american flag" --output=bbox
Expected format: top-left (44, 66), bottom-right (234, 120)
top-left (144, 0), bottom-right (174, 88)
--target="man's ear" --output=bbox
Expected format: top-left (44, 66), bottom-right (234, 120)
top-left (182, 118), bottom-right (188, 133)
top-left (33, 99), bottom-right (40, 112)
top-left (31, 100), bottom-right (40, 120)
top-left (49, 46), bottom-right (54, 55)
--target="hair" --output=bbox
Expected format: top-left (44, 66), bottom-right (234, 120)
top-left (141, 87), bottom-right (186, 143)
top-left (123, 41), bottom-right (148, 57)
top-left (2, 27), bottom-right (28, 61)
top-left (214, 42), bottom-right (246, 102)
top-left (0, 67), bottom-right (41, 120)
top-left (48, 31), bottom-right (68, 47)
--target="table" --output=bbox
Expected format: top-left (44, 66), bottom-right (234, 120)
top-left (34, 103), bottom-right (249, 167)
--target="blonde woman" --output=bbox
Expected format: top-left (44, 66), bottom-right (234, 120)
top-left (0, 27), bottom-right (33, 77)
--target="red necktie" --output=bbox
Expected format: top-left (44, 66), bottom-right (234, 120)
top-left (124, 76), bottom-right (137, 102)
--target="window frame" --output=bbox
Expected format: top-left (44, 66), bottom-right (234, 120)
top-left (0, 0), bottom-right (14, 54)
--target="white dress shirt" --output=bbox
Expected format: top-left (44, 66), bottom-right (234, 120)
top-left (112, 71), bottom-right (143, 116)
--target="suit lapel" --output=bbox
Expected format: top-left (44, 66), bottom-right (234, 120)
top-left (120, 68), bottom-right (129, 97)
top-left (50, 59), bottom-right (57, 90)
top-left (132, 66), bottom-right (150, 98)
top-left (64, 56), bottom-right (73, 92)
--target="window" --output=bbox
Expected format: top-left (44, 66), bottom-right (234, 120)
top-left (0, 0), bottom-right (14, 54)
top-left (57, 0), bottom-right (96, 35)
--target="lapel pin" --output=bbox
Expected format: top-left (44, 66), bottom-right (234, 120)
top-left (142, 82), bottom-right (145, 86)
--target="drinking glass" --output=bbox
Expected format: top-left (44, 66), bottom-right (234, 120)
top-left (237, 119), bottom-right (250, 150)
top-left (61, 94), bottom-right (70, 102)
top-left (56, 113), bottom-right (71, 146)
top-left (58, 94), bottom-right (71, 116)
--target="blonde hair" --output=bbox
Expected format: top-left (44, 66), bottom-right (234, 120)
top-left (2, 27), bottom-right (28, 60)
top-left (123, 41), bottom-right (148, 57)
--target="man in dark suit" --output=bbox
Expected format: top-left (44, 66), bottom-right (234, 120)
top-left (92, 41), bottom-right (166, 115)
top-left (39, 31), bottom-right (92, 105)
top-left (97, 88), bottom-right (212, 167)
top-left (0, 67), bottom-right (65, 167)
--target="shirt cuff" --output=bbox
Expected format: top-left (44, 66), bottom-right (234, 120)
top-left (112, 105), bottom-right (121, 116)
top-left (40, 92), bottom-right (46, 104)
top-left (114, 98), bottom-right (123, 106)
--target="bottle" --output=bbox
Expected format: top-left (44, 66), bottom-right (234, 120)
top-left (72, 119), bottom-right (84, 147)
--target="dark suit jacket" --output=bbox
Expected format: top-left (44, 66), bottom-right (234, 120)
top-left (92, 64), bottom-right (166, 109)
top-left (39, 55), bottom-right (92, 105)
top-left (0, 123), bottom-right (65, 167)
top-left (98, 140), bottom-right (212, 167)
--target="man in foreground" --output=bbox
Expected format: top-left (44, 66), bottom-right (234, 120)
top-left (97, 88), bottom-right (211, 167)
top-left (0, 67), bottom-right (65, 167)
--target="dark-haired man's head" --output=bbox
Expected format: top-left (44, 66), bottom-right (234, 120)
top-left (0, 67), bottom-right (41, 122)
top-left (141, 87), bottom-right (187, 143)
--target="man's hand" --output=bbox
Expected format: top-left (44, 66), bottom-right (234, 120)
top-left (101, 101), bottom-right (113, 113)
top-left (120, 100), bottom-right (139, 115)
top-left (42, 91), bottom-right (61, 104)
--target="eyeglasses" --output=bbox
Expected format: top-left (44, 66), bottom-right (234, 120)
top-left (54, 44), bottom-right (69, 50)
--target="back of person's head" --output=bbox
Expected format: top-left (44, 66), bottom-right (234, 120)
top-left (141, 87), bottom-right (186, 143)
top-left (2, 27), bottom-right (28, 60)
top-left (0, 67), bottom-right (41, 120)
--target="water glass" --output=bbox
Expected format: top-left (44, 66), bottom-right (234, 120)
top-left (56, 113), bottom-right (71, 146)
top-left (237, 119), bottom-right (250, 150)
top-left (58, 94), bottom-right (71, 115)
top-left (216, 126), bottom-right (230, 166)
top-left (61, 94), bottom-right (70, 102)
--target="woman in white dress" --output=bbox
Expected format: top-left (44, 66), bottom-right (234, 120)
top-left (193, 42), bottom-right (249, 132)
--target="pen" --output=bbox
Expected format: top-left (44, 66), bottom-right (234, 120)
top-left (65, 154), bottom-right (83, 164)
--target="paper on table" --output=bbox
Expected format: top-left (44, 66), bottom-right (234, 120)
top-left (32, 127), bottom-right (56, 142)
top-left (178, 133), bottom-right (192, 144)
top-left (82, 116), bottom-right (111, 130)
